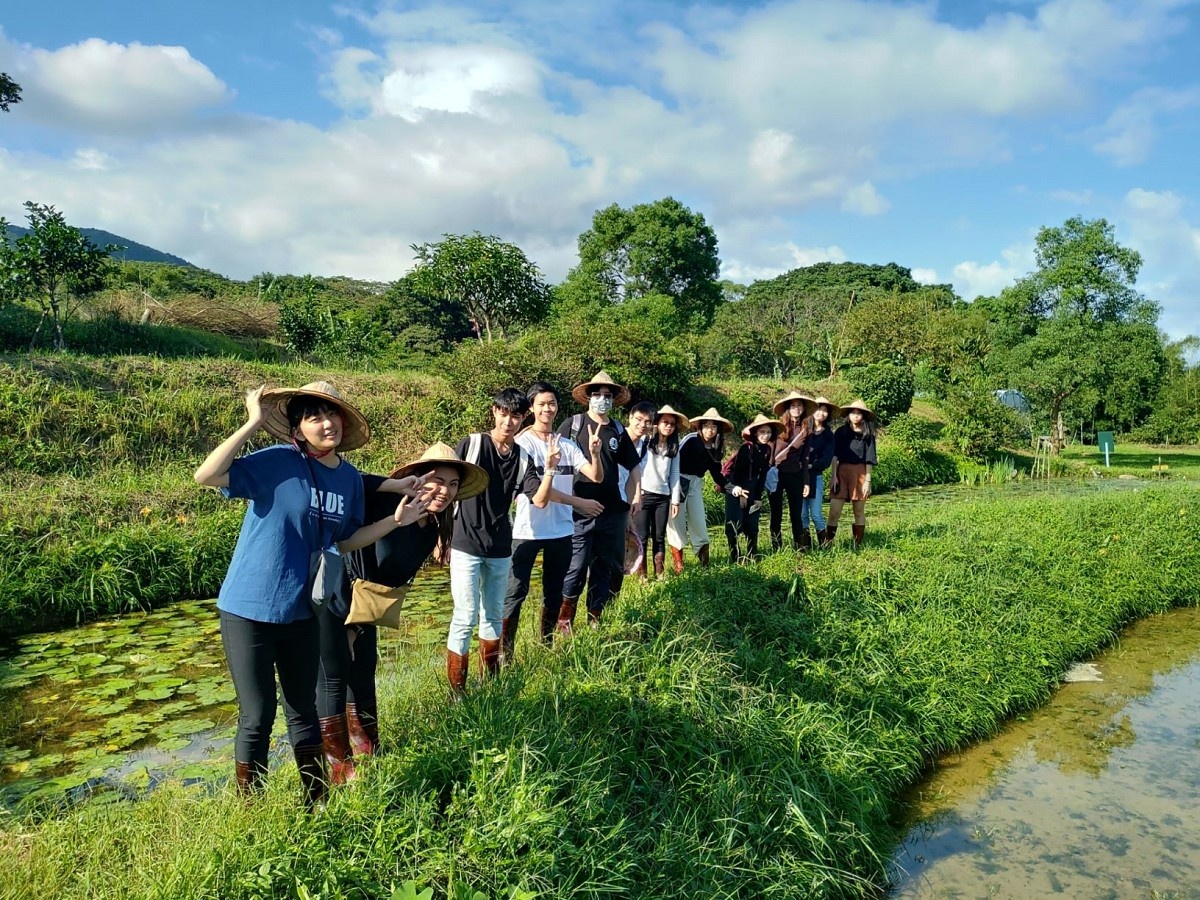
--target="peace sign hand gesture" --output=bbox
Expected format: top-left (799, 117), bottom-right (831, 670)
top-left (546, 432), bottom-right (563, 471)
top-left (394, 491), bottom-right (433, 528)
top-left (588, 421), bottom-right (602, 457)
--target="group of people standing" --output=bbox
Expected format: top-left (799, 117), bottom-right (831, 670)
top-left (195, 371), bottom-right (878, 805)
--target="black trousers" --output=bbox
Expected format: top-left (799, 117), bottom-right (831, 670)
top-left (316, 606), bottom-right (378, 719)
top-left (632, 491), bottom-right (671, 556)
top-left (219, 609), bottom-right (321, 765)
top-left (768, 470), bottom-right (808, 549)
top-left (563, 509), bottom-right (628, 615)
top-left (725, 491), bottom-right (763, 562)
top-left (503, 535), bottom-right (573, 628)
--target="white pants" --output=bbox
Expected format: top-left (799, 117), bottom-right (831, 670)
top-left (667, 475), bottom-right (709, 552)
top-left (447, 551), bottom-right (511, 656)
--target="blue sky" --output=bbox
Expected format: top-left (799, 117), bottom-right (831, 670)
top-left (2, 0), bottom-right (1198, 338)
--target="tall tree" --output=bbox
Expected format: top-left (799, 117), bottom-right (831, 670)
top-left (559, 197), bottom-right (722, 329)
top-left (408, 233), bottom-right (549, 343)
top-left (0, 73), bottom-right (20, 112)
top-left (0, 203), bottom-right (118, 350)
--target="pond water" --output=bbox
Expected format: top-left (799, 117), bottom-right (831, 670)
top-left (0, 567), bottom-right (462, 810)
top-left (889, 605), bottom-right (1200, 899)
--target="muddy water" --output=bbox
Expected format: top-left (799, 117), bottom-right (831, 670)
top-left (0, 566), bottom-right (471, 810)
top-left (889, 606), bottom-right (1200, 899)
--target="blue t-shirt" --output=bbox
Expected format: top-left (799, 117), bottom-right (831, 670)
top-left (216, 444), bottom-right (365, 624)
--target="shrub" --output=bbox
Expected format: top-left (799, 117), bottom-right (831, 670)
top-left (882, 413), bottom-right (943, 451)
top-left (846, 360), bottom-right (914, 422)
top-left (871, 444), bottom-right (960, 493)
top-left (940, 387), bottom-right (1030, 459)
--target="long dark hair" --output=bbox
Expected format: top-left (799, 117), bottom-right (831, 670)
top-left (650, 414), bottom-right (681, 458)
top-left (412, 463), bottom-right (458, 566)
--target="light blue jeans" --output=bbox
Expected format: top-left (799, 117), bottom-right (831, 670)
top-left (800, 474), bottom-right (826, 531)
top-left (448, 551), bottom-right (511, 656)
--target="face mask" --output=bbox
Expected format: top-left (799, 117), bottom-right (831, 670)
top-left (589, 395), bottom-right (613, 415)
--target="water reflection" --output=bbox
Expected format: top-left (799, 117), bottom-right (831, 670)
top-left (890, 606), bottom-right (1200, 898)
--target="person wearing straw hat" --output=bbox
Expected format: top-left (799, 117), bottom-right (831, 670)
top-left (797, 397), bottom-right (838, 549)
top-left (725, 414), bottom-right (781, 563)
top-left (667, 407), bottom-right (731, 568)
top-left (556, 371), bottom-right (645, 631)
top-left (827, 399), bottom-right (878, 549)
top-left (195, 381), bottom-right (413, 806)
top-left (769, 391), bottom-right (815, 551)
top-left (447, 388), bottom-right (543, 693)
top-left (501, 382), bottom-right (603, 663)
top-left (317, 442), bottom-right (487, 783)
top-left (631, 405), bottom-right (688, 578)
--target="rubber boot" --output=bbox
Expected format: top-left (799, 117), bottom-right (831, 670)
top-left (669, 546), bottom-right (684, 574)
top-left (557, 598), bottom-right (578, 637)
top-left (539, 605), bottom-right (557, 644)
top-left (653, 552), bottom-right (665, 578)
top-left (500, 616), bottom-right (517, 666)
top-left (634, 555), bottom-right (648, 581)
top-left (318, 714), bottom-right (356, 786)
top-left (234, 759), bottom-right (266, 797)
top-left (479, 638), bottom-right (501, 678)
top-left (697, 544), bottom-right (710, 568)
top-left (293, 743), bottom-right (326, 810)
top-left (852, 524), bottom-right (865, 549)
top-left (820, 526), bottom-right (836, 548)
top-left (798, 530), bottom-right (813, 552)
top-left (447, 650), bottom-right (469, 695)
top-left (346, 702), bottom-right (378, 757)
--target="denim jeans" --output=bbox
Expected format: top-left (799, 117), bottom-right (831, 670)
top-left (800, 474), bottom-right (826, 531)
top-left (448, 551), bottom-right (511, 655)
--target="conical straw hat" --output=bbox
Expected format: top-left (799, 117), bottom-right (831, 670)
top-left (838, 399), bottom-right (877, 422)
top-left (654, 404), bottom-right (690, 432)
top-left (772, 390), bottom-right (817, 417)
top-left (740, 413), bottom-right (783, 441)
top-left (690, 407), bottom-right (733, 433)
top-left (261, 381), bottom-right (370, 451)
top-left (388, 442), bottom-right (489, 500)
top-left (571, 370), bottom-right (631, 408)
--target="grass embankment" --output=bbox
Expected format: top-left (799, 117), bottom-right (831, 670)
top-left (2, 355), bottom-right (968, 636)
top-left (4, 484), bottom-right (1198, 899)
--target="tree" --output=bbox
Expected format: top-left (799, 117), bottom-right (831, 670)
top-left (0, 202), bottom-right (118, 350)
top-left (0, 73), bottom-right (20, 112)
top-left (407, 233), bottom-right (549, 343)
top-left (374, 277), bottom-right (474, 357)
top-left (559, 197), bottom-right (722, 329)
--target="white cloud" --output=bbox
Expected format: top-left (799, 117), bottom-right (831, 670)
top-left (722, 242), bottom-right (848, 282)
top-left (1, 33), bottom-right (231, 132)
top-left (841, 181), bottom-right (890, 216)
top-left (1121, 188), bottom-right (1200, 339)
top-left (952, 243), bottom-right (1036, 299)
top-left (1091, 87), bottom-right (1200, 167)
top-left (911, 268), bottom-right (940, 285)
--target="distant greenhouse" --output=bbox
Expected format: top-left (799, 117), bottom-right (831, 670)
top-left (994, 389), bottom-right (1031, 414)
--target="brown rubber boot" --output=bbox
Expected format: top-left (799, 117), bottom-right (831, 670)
top-left (556, 598), bottom-right (577, 637)
top-left (479, 638), bottom-right (502, 678)
top-left (234, 759), bottom-right (266, 797)
top-left (820, 526), bottom-right (836, 548)
top-left (346, 702), bottom-right (378, 757)
top-left (697, 544), bottom-right (710, 568)
top-left (798, 530), bottom-right (813, 552)
top-left (293, 743), bottom-right (326, 810)
top-left (447, 650), bottom-right (469, 695)
top-left (318, 714), bottom-right (356, 786)
top-left (669, 546), bottom-right (684, 574)
top-left (653, 552), bottom-right (665, 578)
top-left (539, 605), bottom-right (557, 644)
top-left (852, 524), bottom-right (865, 549)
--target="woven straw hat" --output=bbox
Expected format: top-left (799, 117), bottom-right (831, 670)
top-left (388, 442), bottom-right (489, 501)
top-left (740, 413), bottom-right (783, 442)
top-left (571, 371), bottom-right (631, 408)
top-left (772, 390), bottom-right (817, 417)
top-left (839, 399), bottom-right (877, 422)
top-left (261, 381), bottom-right (370, 451)
top-left (812, 396), bottom-right (838, 412)
top-left (655, 404), bottom-right (690, 432)
top-left (690, 408), bottom-right (734, 433)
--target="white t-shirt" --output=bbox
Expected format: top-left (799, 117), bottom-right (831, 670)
top-left (512, 430), bottom-right (588, 540)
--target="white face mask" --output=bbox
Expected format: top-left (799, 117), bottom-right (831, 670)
top-left (589, 395), bottom-right (613, 415)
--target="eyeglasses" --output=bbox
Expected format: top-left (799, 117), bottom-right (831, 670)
top-left (590, 391), bottom-right (614, 399)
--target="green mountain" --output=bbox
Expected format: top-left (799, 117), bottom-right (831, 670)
top-left (3, 224), bottom-right (195, 268)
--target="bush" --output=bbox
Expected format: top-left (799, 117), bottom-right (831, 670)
top-left (940, 386), bottom-right (1030, 459)
top-left (846, 361), bottom-right (914, 422)
top-left (882, 413), bottom-right (943, 451)
top-left (871, 444), bottom-right (960, 493)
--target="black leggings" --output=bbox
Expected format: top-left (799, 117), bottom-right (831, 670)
top-left (504, 536), bottom-right (573, 626)
top-left (768, 470), bottom-right (808, 549)
top-left (632, 491), bottom-right (671, 556)
top-left (316, 607), bottom-right (378, 719)
top-left (219, 610), bottom-right (321, 765)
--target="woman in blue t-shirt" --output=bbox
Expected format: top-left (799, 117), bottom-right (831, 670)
top-left (194, 381), bottom-right (412, 807)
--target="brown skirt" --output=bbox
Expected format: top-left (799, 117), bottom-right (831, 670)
top-left (832, 463), bottom-right (871, 501)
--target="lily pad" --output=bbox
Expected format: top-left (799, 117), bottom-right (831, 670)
top-left (89, 698), bottom-right (134, 716)
top-left (90, 664), bottom-right (127, 676)
top-left (138, 675), bottom-right (187, 688)
top-left (134, 687), bottom-right (176, 702)
top-left (73, 653), bottom-right (108, 667)
top-left (155, 737), bottom-right (192, 753)
top-left (157, 718), bottom-right (217, 737)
